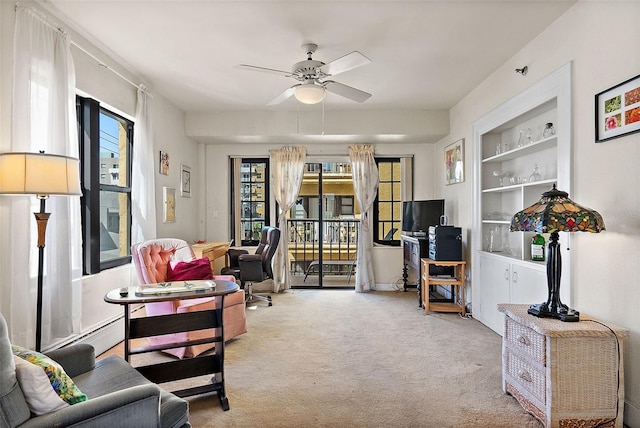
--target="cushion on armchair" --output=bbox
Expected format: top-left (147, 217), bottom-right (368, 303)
top-left (167, 257), bottom-right (213, 281)
top-left (12, 356), bottom-right (68, 415)
top-left (12, 345), bottom-right (87, 405)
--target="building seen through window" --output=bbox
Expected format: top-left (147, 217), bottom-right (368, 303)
top-left (77, 95), bottom-right (132, 274)
top-left (234, 159), bottom-right (269, 245)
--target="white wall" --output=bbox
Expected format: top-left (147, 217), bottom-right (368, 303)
top-left (431, 2), bottom-right (640, 425)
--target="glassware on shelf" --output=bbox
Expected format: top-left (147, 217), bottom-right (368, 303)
top-left (486, 226), bottom-right (501, 252)
top-left (516, 129), bottom-right (525, 148)
top-left (526, 128), bottom-right (532, 145)
top-left (495, 143), bottom-right (502, 155)
top-left (529, 163), bottom-right (542, 182)
top-left (501, 225), bottom-right (512, 255)
top-left (543, 122), bottom-right (556, 138)
top-left (509, 176), bottom-right (528, 185)
top-left (492, 170), bottom-right (501, 186)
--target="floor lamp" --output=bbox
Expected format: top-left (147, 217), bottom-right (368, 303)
top-left (510, 184), bottom-right (605, 322)
top-left (0, 151), bottom-right (81, 351)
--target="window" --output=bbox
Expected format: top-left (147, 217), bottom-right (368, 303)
top-left (373, 158), bottom-right (403, 245)
top-left (230, 158), bottom-right (270, 246)
top-left (77, 96), bottom-right (133, 274)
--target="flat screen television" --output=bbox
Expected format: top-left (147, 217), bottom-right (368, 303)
top-left (402, 199), bottom-right (445, 235)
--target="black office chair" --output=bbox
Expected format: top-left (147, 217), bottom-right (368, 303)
top-left (222, 227), bottom-right (281, 306)
top-left (383, 227), bottom-right (398, 241)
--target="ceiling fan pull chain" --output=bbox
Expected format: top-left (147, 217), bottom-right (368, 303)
top-left (322, 99), bottom-right (325, 136)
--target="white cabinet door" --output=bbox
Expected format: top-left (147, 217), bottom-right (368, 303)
top-left (477, 253), bottom-right (510, 335)
top-left (509, 261), bottom-right (547, 306)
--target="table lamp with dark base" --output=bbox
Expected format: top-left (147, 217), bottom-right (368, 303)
top-left (510, 185), bottom-right (604, 323)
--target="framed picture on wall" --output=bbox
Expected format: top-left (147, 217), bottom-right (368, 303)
top-left (444, 139), bottom-right (464, 185)
top-left (180, 164), bottom-right (191, 197)
top-left (595, 73), bottom-right (640, 142)
top-left (163, 187), bottom-right (176, 223)
top-left (159, 151), bottom-right (170, 175)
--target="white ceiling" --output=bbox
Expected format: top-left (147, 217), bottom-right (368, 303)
top-left (42, 0), bottom-right (576, 113)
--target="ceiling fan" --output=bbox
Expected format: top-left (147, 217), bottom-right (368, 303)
top-left (237, 43), bottom-right (372, 106)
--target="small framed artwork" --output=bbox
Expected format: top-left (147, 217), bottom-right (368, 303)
top-left (163, 187), bottom-right (176, 223)
top-left (595, 73), bottom-right (640, 142)
top-left (180, 164), bottom-right (191, 197)
top-left (159, 151), bottom-right (170, 175)
top-left (444, 139), bottom-right (464, 185)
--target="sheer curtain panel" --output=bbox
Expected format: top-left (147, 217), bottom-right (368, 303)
top-left (132, 85), bottom-right (157, 244)
top-left (270, 146), bottom-right (307, 292)
top-left (2, 6), bottom-right (82, 349)
top-left (349, 145), bottom-right (379, 292)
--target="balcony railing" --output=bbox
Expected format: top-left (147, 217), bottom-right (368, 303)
top-left (287, 218), bottom-right (359, 276)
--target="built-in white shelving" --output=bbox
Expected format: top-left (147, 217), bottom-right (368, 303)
top-left (471, 63), bottom-right (573, 335)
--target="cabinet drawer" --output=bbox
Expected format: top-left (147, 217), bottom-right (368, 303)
top-left (504, 348), bottom-right (546, 406)
top-left (504, 317), bottom-right (546, 365)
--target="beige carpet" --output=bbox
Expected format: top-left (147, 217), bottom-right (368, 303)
top-left (150, 289), bottom-right (541, 427)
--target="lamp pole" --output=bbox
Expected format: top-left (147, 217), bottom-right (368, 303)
top-left (34, 196), bottom-right (50, 352)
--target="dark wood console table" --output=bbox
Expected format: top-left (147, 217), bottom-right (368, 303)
top-left (401, 235), bottom-right (429, 305)
top-left (104, 280), bottom-right (239, 410)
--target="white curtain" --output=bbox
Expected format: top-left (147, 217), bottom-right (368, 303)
top-left (270, 146), bottom-right (307, 292)
top-left (3, 7), bottom-right (82, 348)
top-left (349, 145), bottom-right (379, 292)
top-left (131, 85), bottom-right (157, 244)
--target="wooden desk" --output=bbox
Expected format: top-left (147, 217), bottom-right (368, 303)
top-left (105, 280), bottom-right (239, 410)
top-left (192, 241), bottom-right (230, 274)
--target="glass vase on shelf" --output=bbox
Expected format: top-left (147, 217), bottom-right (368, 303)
top-left (486, 226), bottom-right (502, 253)
top-left (542, 122), bottom-right (556, 138)
top-left (516, 129), bottom-right (525, 148)
top-left (529, 164), bottom-right (542, 182)
top-left (500, 225), bottom-right (512, 255)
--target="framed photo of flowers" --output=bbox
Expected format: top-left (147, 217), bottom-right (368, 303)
top-left (444, 139), bottom-right (464, 185)
top-left (595, 74), bottom-right (640, 142)
top-left (159, 150), bottom-right (170, 175)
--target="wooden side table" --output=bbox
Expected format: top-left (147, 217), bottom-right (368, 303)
top-left (420, 258), bottom-right (466, 316)
top-left (497, 304), bottom-right (627, 427)
top-left (105, 280), bottom-right (239, 410)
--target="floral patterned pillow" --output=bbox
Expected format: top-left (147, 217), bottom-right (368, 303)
top-left (12, 345), bottom-right (87, 405)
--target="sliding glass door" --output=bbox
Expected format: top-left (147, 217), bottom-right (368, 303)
top-left (288, 162), bottom-right (359, 288)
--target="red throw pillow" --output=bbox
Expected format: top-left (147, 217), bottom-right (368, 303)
top-left (166, 258), bottom-right (213, 281)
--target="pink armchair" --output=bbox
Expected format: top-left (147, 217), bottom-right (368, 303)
top-left (131, 238), bottom-right (247, 358)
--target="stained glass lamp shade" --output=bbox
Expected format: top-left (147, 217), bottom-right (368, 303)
top-left (510, 185), bottom-right (605, 322)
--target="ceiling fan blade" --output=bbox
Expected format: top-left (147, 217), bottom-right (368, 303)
top-left (267, 86), bottom-right (298, 106)
top-left (236, 64), bottom-right (294, 77)
top-left (320, 51), bottom-right (371, 76)
top-left (324, 81), bottom-right (371, 103)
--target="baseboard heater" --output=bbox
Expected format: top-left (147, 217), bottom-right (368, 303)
top-left (48, 305), bottom-right (144, 356)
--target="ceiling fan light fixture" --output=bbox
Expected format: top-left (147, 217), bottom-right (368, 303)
top-left (295, 82), bottom-right (326, 104)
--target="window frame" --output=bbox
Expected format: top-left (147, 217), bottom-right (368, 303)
top-left (373, 157), bottom-right (402, 246)
top-left (77, 95), bottom-right (133, 274)
top-left (230, 157), bottom-right (270, 246)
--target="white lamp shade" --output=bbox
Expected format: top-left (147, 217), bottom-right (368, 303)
top-left (295, 83), bottom-right (326, 104)
top-left (0, 152), bottom-right (81, 196)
